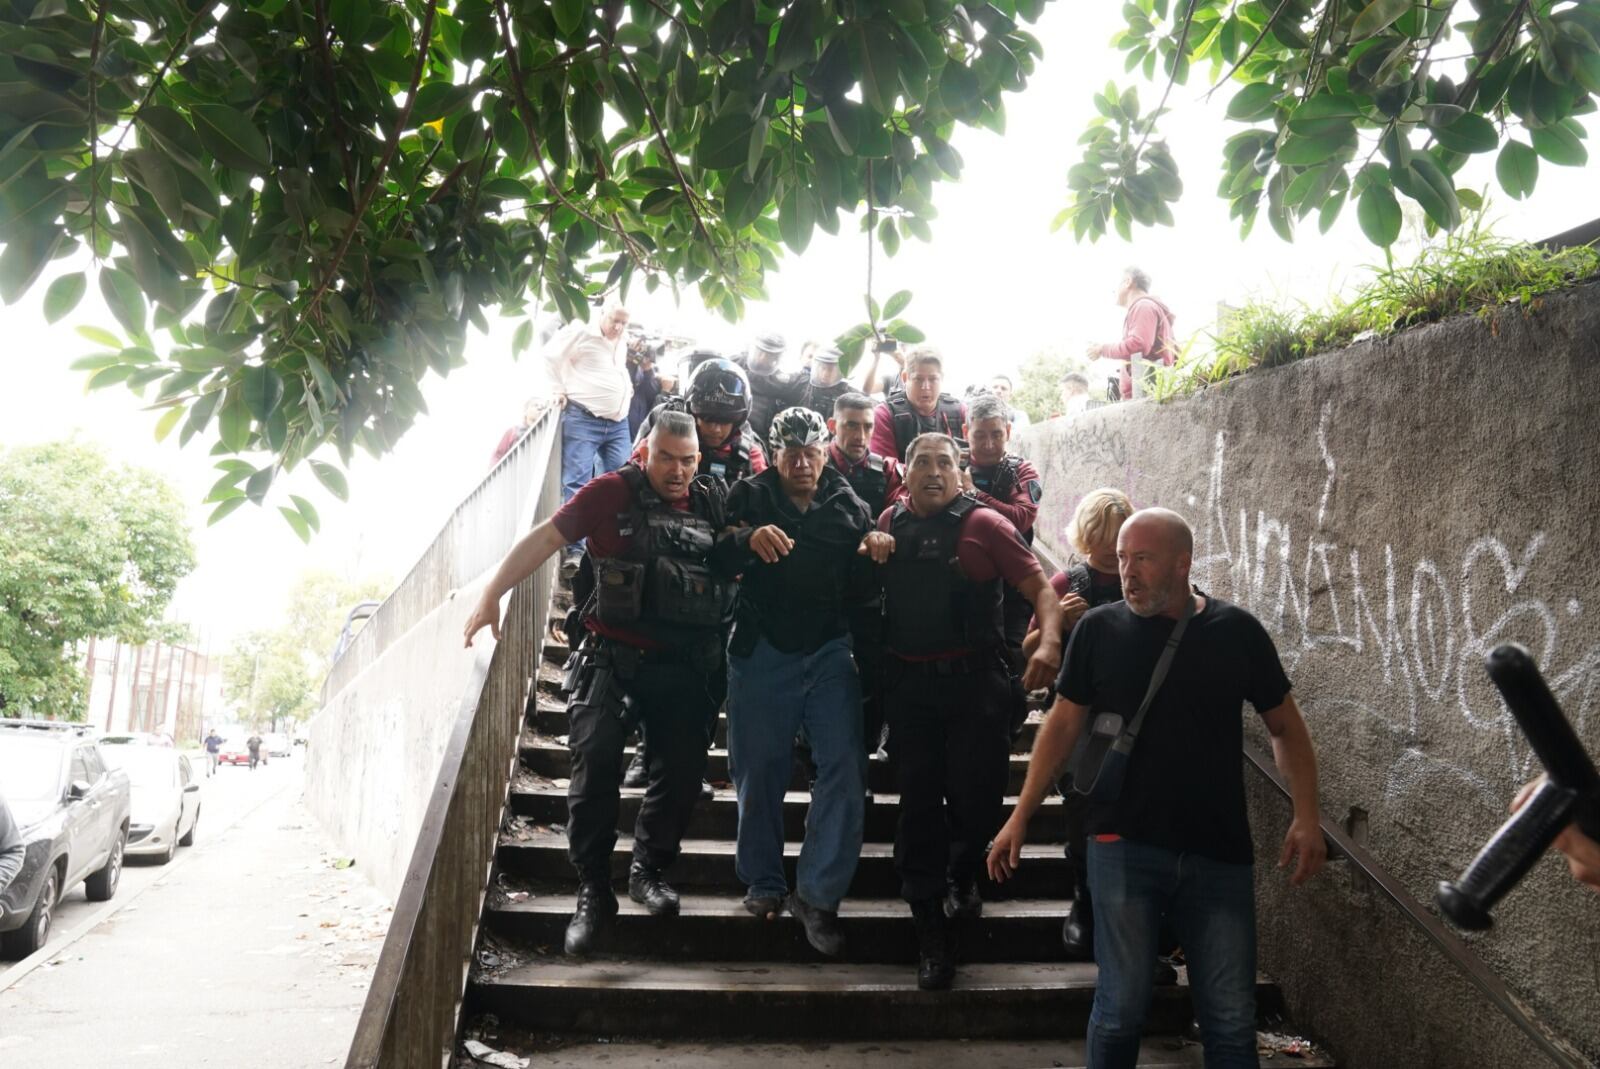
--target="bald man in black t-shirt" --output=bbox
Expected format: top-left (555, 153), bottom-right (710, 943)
top-left (989, 508), bottom-right (1326, 1069)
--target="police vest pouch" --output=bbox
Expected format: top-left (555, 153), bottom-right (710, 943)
top-left (593, 557), bottom-right (647, 626)
top-left (650, 557), bottom-right (727, 629)
top-left (1066, 592), bottom-right (1194, 804)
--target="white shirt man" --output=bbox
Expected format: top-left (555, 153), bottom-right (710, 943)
top-left (543, 308), bottom-right (631, 422)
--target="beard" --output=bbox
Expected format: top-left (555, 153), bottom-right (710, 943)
top-left (1125, 579), bottom-right (1179, 618)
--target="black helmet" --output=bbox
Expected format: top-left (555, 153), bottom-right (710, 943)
top-left (686, 357), bottom-right (751, 423)
top-left (768, 406), bottom-right (829, 456)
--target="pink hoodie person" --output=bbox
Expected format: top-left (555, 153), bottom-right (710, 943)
top-left (1097, 285), bottom-right (1176, 401)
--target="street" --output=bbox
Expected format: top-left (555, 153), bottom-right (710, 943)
top-left (0, 755), bottom-right (391, 1067)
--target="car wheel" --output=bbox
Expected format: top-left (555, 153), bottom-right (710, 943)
top-left (157, 827), bottom-right (177, 865)
top-left (85, 827), bottom-right (126, 901)
top-left (1, 865), bottom-right (58, 959)
top-left (179, 807), bottom-right (199, 847)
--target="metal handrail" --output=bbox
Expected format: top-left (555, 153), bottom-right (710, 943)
top-left (1028, 536), bottom-right (1586, 1068)
top-left (343, 411), bottom-right (563, 1068)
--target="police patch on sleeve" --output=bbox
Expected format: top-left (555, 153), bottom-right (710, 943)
top-left (1026, 480), bottom-right (1043, 503)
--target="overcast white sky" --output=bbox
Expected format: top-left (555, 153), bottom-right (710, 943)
top-left (2, 4), bottom-right (1595, 651)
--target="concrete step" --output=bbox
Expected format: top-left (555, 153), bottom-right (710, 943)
top-left (450, 1031), bottom-right (1336, 1069)
top-left (519, 737), bottom-right (1037, 796)
top-left (508, 784), bottom-right (1068, 843)
top-left (482, 891), bottom-right (1082, 964)
top-left (494, 831), bottom-right (1070, 898)
top-left (464, 959), bottom-right (1280, 1040)
top-left (526, 698), bottom-right (1047, 750)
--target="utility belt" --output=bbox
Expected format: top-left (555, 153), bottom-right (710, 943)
top-left (592, 555), bottom-right (730, 632)
top-left (560, 630), bottom-right (723, 726)
top-left (886, 646), bottom-right (1008, 677)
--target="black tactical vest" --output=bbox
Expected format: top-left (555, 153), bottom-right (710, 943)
top-left (586, 466), bottom-right (732, 643)
top-left (702, 426), bottom-right (757, 486)
top-left (828, 451), bottom-right (891, 518)
top-left (796, 377), bottom-right (853, 422)
top-left (730, 467), bottom-right (871, 653)
top-left (736, 357), bottom-right (800, 442)
top-left (885, 389), bottom-right (965, 461)
top-left (970, 456), bottom-right (1035, 546)
top-left (883, 494), bottom-right (1005, 657)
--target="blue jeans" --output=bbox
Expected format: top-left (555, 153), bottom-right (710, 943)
top-left (1087, 838), bottom-right (1259, 1069)
top-left (560, 404), bottom-right (632, 551)
top-left (727, 635), bottom-right (866, 910)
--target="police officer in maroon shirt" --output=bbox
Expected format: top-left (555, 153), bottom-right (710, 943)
top-left (961, 392), bottom-right (1045, 739)
top-left (862, 432), bottom-right (1064, 990)
top-left (464, 409), bottom-right (732, 956)
top-left (826, 391), bottom-right (906, 760)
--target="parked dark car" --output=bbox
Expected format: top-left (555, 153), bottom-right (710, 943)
top-left (0, 721), bottom-right (132, 959)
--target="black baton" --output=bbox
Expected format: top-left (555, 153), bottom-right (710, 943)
top-left (1436, 643), bottom-right (1600, 930)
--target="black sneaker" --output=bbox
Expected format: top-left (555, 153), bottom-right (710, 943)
top-left (621, 745), bottom-right (648, 789)
top-left (910, 897), bottom-right (954, 990)
top-left (788, 894), bottom-right (846, 957)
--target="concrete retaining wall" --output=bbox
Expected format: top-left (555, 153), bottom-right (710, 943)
top-left (303, 580), bottom-right (493, 904)
top-left (1016, 280), bottom-right (1600, 1067)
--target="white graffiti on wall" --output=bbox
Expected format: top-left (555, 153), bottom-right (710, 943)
top-left (1185, 403), bottom-right (1600, 811)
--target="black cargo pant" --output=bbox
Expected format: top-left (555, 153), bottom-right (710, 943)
top-left (848, 606), bottom-right (886, 757)
top-left (886, 657), bottom-right (1012, 902)
top-left (566, 640), bottom-right (723, 882)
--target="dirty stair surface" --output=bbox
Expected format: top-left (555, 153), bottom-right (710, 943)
top-left (455, 589), bottom-right (1332, 1067)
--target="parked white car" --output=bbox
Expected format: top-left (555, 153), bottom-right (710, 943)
top-left (263, 733), bottom-right (293, 759)
top-left (98, 747), bottom-right (201, 864)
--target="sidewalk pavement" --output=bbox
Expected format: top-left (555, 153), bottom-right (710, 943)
top-left (0, 765), bottom-right (391, 1067)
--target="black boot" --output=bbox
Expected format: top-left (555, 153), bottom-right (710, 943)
top-left (944, 877), bottom-right (983, 921)
top-left (622, 742), bottom-right (648, 789)
top-left (628, 861), bottom-right (680, 916)
top-left (1061, 874), bottom-right (1093, 960)
top-left (910, 898), bottom-right (955, 990)
top-left (564, 881), bottom-right (617, 956)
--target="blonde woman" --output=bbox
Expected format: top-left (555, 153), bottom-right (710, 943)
top-left (1022, 487), bottom-right (1134, 961)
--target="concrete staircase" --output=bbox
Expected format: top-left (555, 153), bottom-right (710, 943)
top-left (454, 594), bottom-right (1333, 1067)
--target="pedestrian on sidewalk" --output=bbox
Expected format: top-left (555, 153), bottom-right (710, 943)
top-left (868, 433), bottom-right (1063, 990)
top-left (544, 302), bottom-right (634, 580)
top-left (203, 729), bottom-right (223, 777)
top-left (718, 407), bottom-right (879, 955)
top-left (1088, 267), bottom-right (1177, 401)
top-left (990, 508), bottom-right (1326, 1069)
top-left (246, 733), bottom-right (263, 771)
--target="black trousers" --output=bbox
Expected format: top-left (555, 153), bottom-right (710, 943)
top-left (850, 619), bottom-right (886, 756)
top-left (566, 646), bottom-right (721, 882)
top-left (886, 661), bottom-right (1012, 902)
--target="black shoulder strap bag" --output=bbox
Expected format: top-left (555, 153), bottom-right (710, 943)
top-left (1066, 591), bottom-right (1195, 804)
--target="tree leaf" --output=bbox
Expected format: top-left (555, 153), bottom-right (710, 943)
top-left (279, 505), bottom-right (312, 543)
top-left (779, 183), bottom-right (815, 253)
top-left (153, 404), bottom-right (185, 443)
top-left (99, 266), bottom-right (147, 336)
top-left (43, 271), bottom-right (85, 323)
top-left (1225, 82), bottom-right (1280, 122)
top-left (1351, 0), bottom-right (1410, 42)
top-left (310, 459), bottom-right (349, 501)
top-left (694, 110), bottom-right (756, 170)
top-left (1357, 182), bottom-right (1401, 246)
top-left (189, 103), bottom-right (272, 171)
top-left (289, 494), bottom-right (321, 532)
top-left (241, 364), bottom-right (285, 421)
top-left (1433, 113), bottom-right (1498, 154)
top-left (1530, 123), bottom-right (1588, 166)
top-left (883, 289), bottom-right (912, 318)
top-left (217, 396), bottom-right (251, 452)
top-left (1495, 140), bottom-right (1538, 200)
top-left (209, 496), bottom-right (248, 525)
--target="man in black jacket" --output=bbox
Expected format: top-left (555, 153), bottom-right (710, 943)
top-left (716, 407), bottom-right (887, 957)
